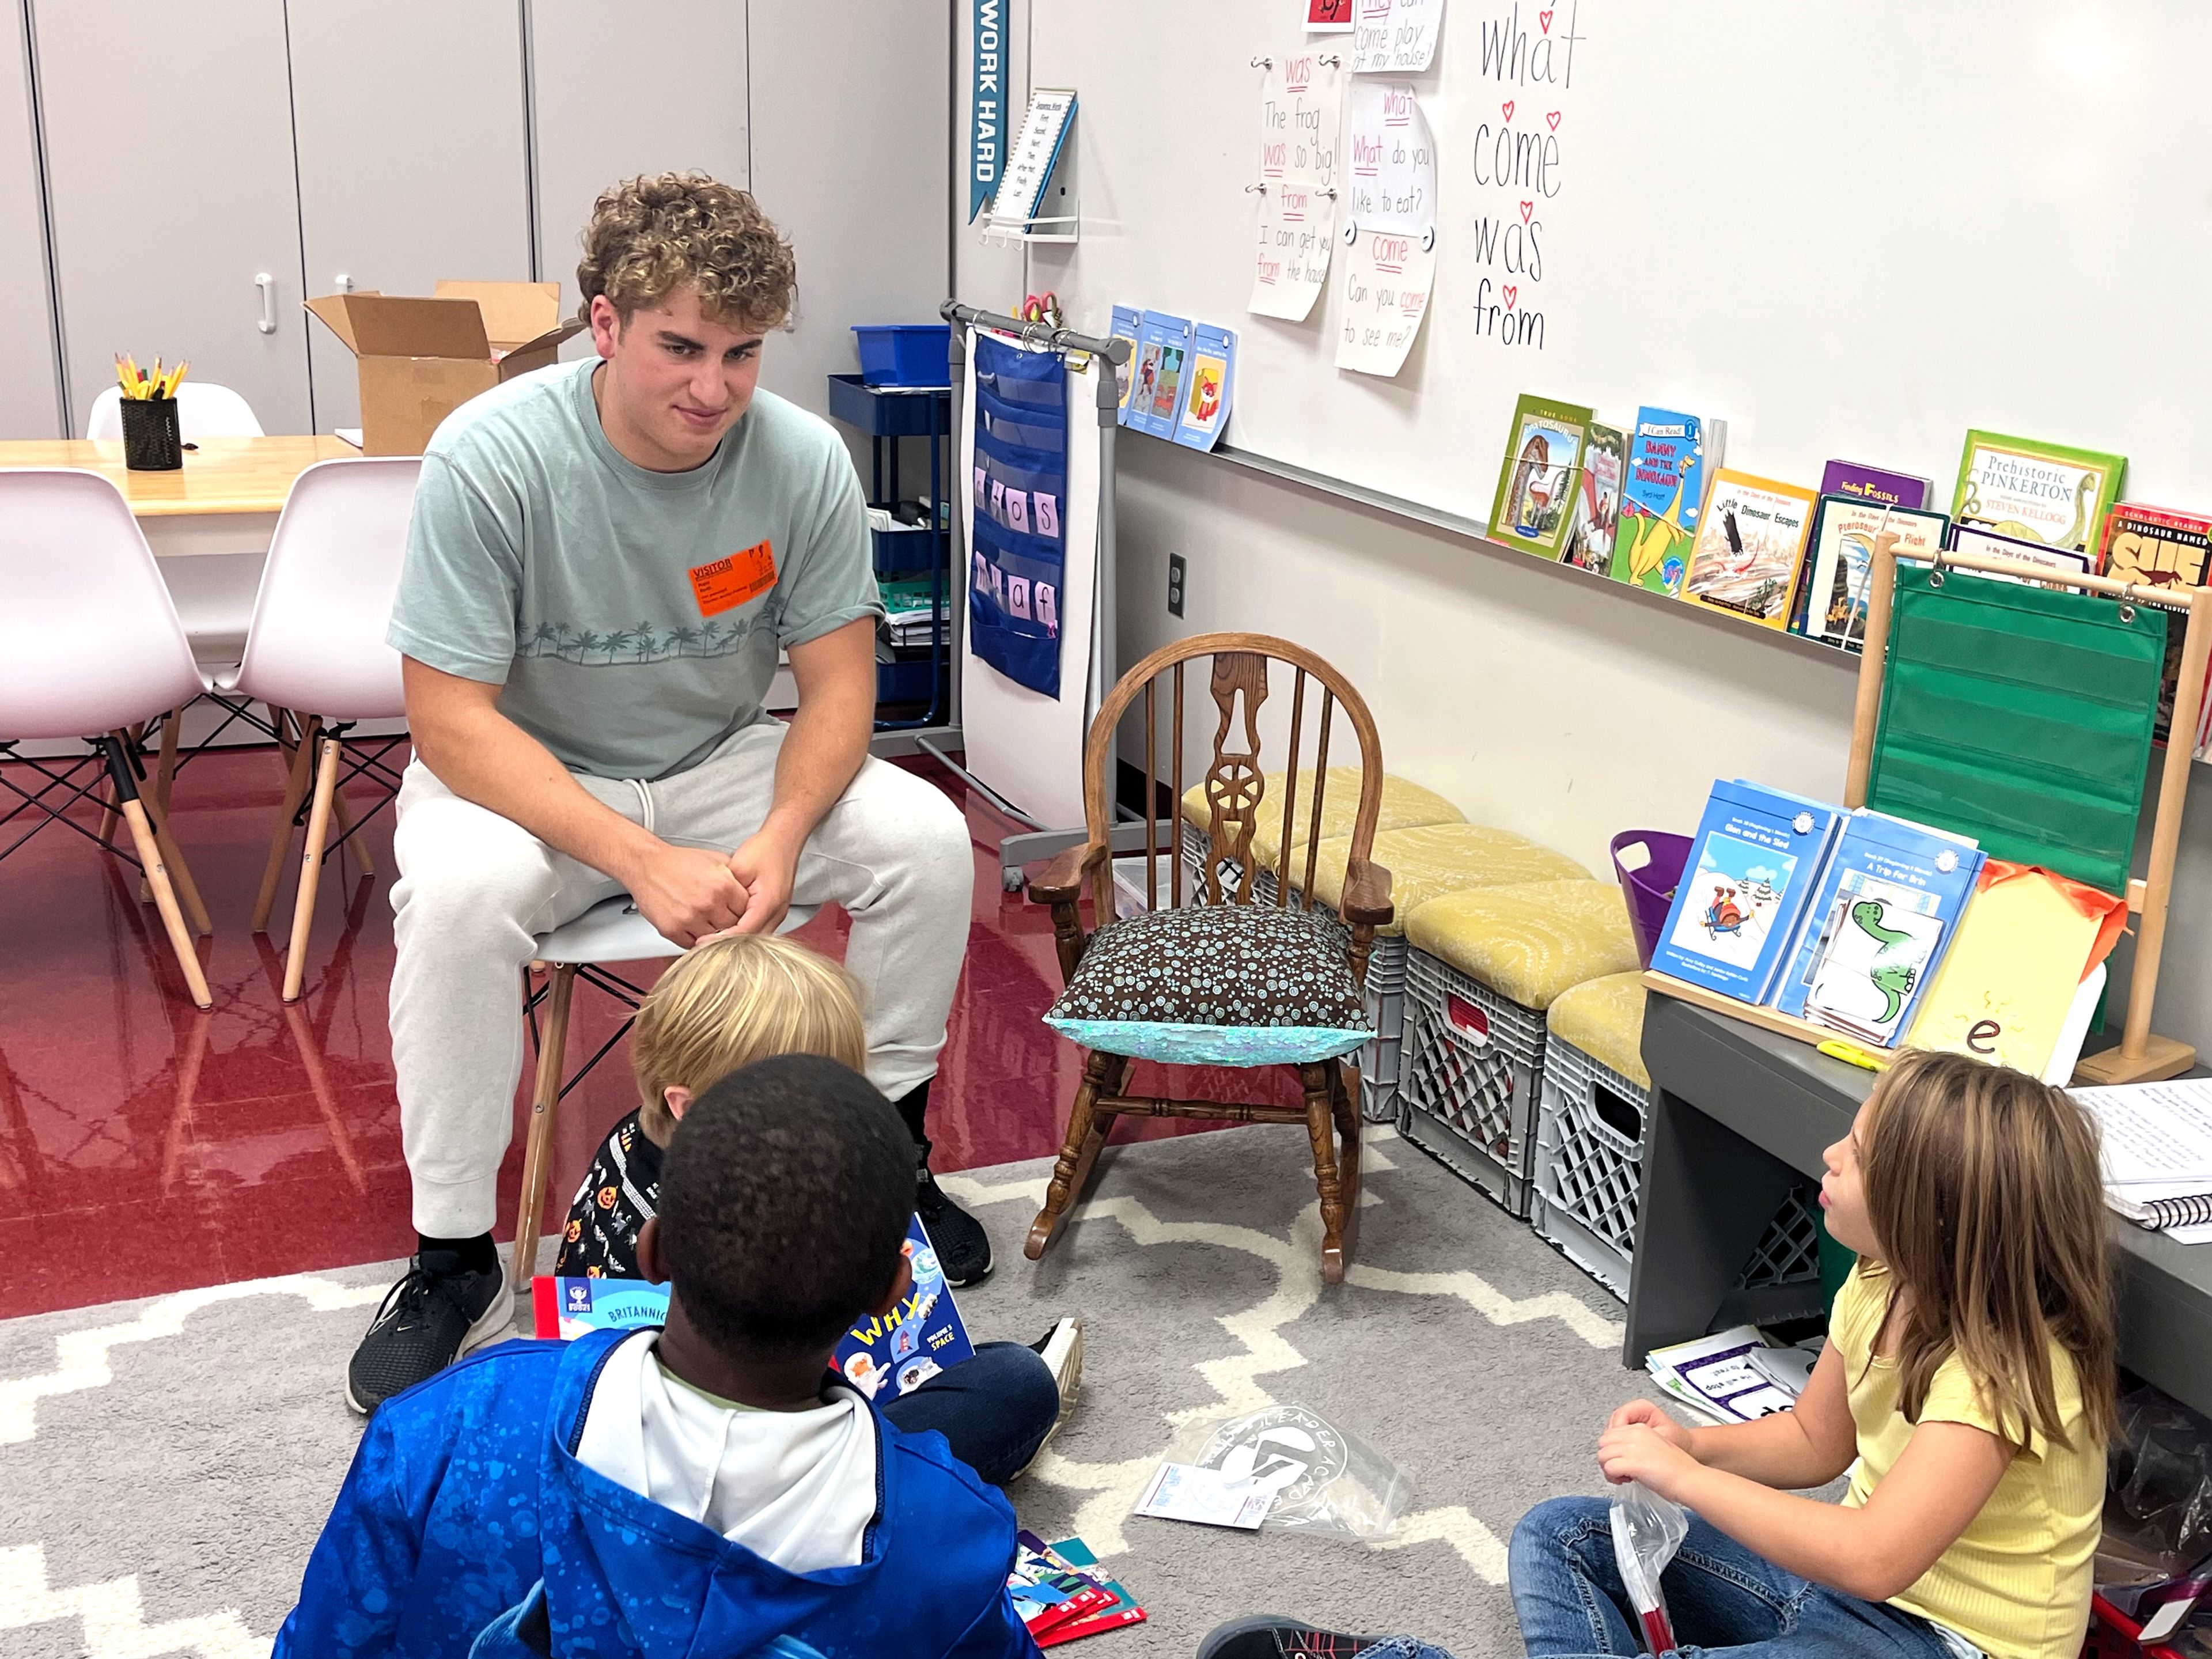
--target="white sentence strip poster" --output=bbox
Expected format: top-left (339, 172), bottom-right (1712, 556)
top-left (1336, 79), bottom-right (1437, 376)
top-left (1250, 51), bottom-right (1343, 321)
top-left (1351, 0), bottom-right (1444, 74)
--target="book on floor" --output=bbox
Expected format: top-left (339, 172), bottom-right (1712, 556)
top-left (1563, 421), bottom-right (1626, 577)
top-left (1817, 459), bottom-right (1931, 511)
top-left (1792, 497), bottom-right (1949, 649)
top-left (1041, 1538), bottom-right (1147, 1645)
top-left (1009, 1532), bottom-right (1117, 1635)
top-left (1650, 781), bottom-right (1842, 1005)
top-left (1645, 1327), bottom-right (1814, 1424)
top-left (1769, 810), bottom-right (1984, 1045)
top-left (1612, 406), bottom-right (1724, 596)
top-left (1952, 430), bottom-right (2126, 555)
top-left (1488, 393), bottom-right (1595, 559)
top-left (1681, 471), bottom-right (1819, 630)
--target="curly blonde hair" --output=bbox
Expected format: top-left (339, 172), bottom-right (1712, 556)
top-left (576, 172), bottom-right (797, 329)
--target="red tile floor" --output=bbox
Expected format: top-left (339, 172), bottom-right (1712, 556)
top-left (0, 741), bottom-right (1270, 1320)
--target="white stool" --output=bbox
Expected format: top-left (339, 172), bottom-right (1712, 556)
top-left (513, 894), bottom-right (821, 1283)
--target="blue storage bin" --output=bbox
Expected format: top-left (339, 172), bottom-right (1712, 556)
top-left (876, 655), bottom-right (942, 704)
top-left (872, 524), bottom-right (940, 573)
top-left (852, 324), bottom-right (952, 388)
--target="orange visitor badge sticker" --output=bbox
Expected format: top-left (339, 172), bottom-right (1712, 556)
top-left (689, 540), bottom-right (776, 617)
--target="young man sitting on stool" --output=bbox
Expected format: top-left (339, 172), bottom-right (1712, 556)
top-left (349, 173), bottom-right (988, 1412)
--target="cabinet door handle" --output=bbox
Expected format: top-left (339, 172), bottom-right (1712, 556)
top-left (255, 272), bottom-right (276, 335)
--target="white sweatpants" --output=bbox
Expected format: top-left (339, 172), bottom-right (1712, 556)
top-left (388, 720), bottom-right (975, 1238)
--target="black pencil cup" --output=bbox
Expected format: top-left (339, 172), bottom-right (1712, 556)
top-left (120, 397), bottom-right (183, 471)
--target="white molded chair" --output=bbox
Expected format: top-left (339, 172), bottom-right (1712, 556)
top-left (0, 469), bottom-right (215, 1008)
top-left (84, 381), bottom-right (266, 441)
top-left (513, 896), bottom-right (820, 1283)
top-left (219, 456), bottom-right (419, 1001)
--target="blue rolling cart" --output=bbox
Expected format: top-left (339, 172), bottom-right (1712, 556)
top-left (827, 373), bottom-right (952, 730)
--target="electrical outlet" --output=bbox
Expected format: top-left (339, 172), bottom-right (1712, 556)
top-left (1168, 552), bottom-right (1186, 618)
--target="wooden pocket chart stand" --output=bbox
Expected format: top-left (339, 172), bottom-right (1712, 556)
top-left (1649, 538), bottom-right (2208, 1086)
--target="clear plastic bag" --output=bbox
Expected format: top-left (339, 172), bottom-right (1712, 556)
top-left (1610, 1480), bottom-right (1688, 1655)
top-left (1146, 1402), bottom-right (1413, 1544)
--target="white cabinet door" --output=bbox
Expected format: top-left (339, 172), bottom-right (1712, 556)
top-left (527, 0), bottom-right (749, 321)
top-left (750, 1), bottom-right (950, 419)
top-left (0, 3), bottom-right (60, 438)
top-left (32, 0), bottom-right (312, 434)
top-left (289, 0), bottom-right (535, 433)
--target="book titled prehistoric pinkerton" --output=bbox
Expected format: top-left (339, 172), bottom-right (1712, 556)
top-left (1951, 430), bottom-right (2125, 555)
top-left (1682, 471), bottom-right (1819, 629)
top-left (1488, 393), bottom-right (1594, 559)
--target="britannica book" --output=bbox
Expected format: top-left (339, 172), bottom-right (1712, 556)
top-left (1650, 779), bottom-right (1842, 1004)
top-left (1952, 430), bottom-right (2125, 555)
top-left (1612, 407), bottom-right (1725, 596)
top-left (1488, 393), bottom-right (1594, 559)
top-left (1682, 471), bottom-right (1819, 629)
top-left (1771, 810), bottom-right (1985, 1045)
top-left (1565, 421), bottom-right (1626, 577)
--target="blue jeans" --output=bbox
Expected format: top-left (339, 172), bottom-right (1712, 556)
top-left (1506, 1496), bottom-right (1960, 1657)
top-left (878, 1341), bottom-right (1058, 1487)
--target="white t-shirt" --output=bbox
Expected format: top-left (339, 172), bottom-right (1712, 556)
top-left (573, 1331), bottom-right (878, 1575)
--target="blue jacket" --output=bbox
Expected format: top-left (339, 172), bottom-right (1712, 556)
top-left (276, 1329), bottom-right (1041, 1659)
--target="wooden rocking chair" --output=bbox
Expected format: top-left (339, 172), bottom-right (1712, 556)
top-left (1024, 633), bottom-right (1393, 1284)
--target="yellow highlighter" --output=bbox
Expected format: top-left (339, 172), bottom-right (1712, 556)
top-left (1817, 1038), bottom-right (1891, 1073)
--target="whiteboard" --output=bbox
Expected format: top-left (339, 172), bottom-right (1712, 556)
top-left (1020, 0), bottom-right (2212, 521)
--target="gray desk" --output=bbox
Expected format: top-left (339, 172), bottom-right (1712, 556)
top-left (1627, 994), bottom-right (2212, 1420)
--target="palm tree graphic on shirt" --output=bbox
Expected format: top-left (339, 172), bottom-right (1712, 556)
top-left (516, 615), bottom-right (754, 665)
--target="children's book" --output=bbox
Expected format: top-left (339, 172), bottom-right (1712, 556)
top-left (1952, 430), bottom-right (2126, 555)
top-left (1794, 498), bottom-right (1949, 649)
top-left (532, 1274), bottom-right (671, 1341)
top-left (1127, 313), bottom-right (1192, 441)
top-left (2101, 504), bottom-right (2212, 747)
top-left (1946, 523), bottom-right (2093, 584)
top-left (1172, 323), bottom-right (1236, 452)
top-left (1040, 1539), bottom-right (1147, 1646)
top-left (1907, 862), bottom-right (2127, 1082)
top-left (1488, 393), bottom-right (1594, 559)
top-left (1682, 472), bottom-right (1819, 629)
top-left (1650, 780), bottom-right (1842, 1005)
top-left (1108, 305), bottom-right (1142, 428)
top-left (829, 1215), bottom-right (975, 1400)
top-left (1009, 1533), bottom-right (1116, 1635)
top-left (1612, 407), bottom-right (1725, 596)
top-left (1563, 422), bottom-right (1625, 577)
top-left (1817, 459), bottom-right (1931, 512)
top-left (1771, 811), bottom-right (1984, 1044)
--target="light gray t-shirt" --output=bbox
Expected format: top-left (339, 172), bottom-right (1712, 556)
top-left (388, 359), bottom-right (881, 781)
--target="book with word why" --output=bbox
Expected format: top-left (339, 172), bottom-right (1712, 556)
top-left (1906, 862), bottom-right (2127, 1082)
top-left (1952, 429), bottom-right (2126, 555)
top-left (1650, 780), bottom-right (1842, 1005)
top-left (1172, 323), bottom-right (1236, 452)
top-left (1488, 392), bottom-right (1594, 559)
top-left (1612, 407), bottom-right (1726, 596)
top-left (1771, 810), bottom-right (1984, 1046)
top-left (830, 1214), bottom-right (975, 1401)
top-left (1819, 459), bottom-right (1932, 512)
top-left (1127, 313), bottom-right (1193, 442)
top-left (1683, 471), bottom-right (1820, 630)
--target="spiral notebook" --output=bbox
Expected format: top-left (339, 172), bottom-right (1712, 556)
top-left (2068, 1078), bottom-right (2212, 1241)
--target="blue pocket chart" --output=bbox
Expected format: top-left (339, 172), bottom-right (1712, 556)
top-left (971, 333), bottom-right (1069, 698)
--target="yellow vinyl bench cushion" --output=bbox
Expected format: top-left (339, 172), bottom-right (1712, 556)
top-left (1405, 881), bottom-right (1641, 1012)
top-left (1544, 971), bottom-right (1650, 1091)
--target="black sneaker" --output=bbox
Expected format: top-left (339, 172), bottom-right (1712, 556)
top-left (346, 1249), bottom-right (509, 1415)
top-left (1196, 1616), bottom-right (1384, 1659)
top-left (914, 1139), bottom-right (993, 1286)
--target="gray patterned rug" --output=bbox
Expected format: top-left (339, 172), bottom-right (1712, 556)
top-left (0, 1123), bottom-right (1642, 1659)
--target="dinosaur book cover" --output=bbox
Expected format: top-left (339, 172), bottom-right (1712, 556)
top-left (1683, 471), bottom-right (1819, 629)
top-left (2100, 503), bottom-right (2212, 749)
top-left (1950, 430), bottom-right (2126, 555)
top-left (1650, 779), bottom-right (1841, 1003)
top-left (1488, 393), bottom-right (1595, 558)
top-left (1611, 407), bottom-right (1725, 596)
top-left (1771, 810), bottom-right (1984, 1042)
top-left (1794, 498), bottom-right (1950, 649)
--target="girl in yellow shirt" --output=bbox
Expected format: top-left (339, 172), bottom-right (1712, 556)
top-left (1509, 1048), bottom-right (2116, 1659)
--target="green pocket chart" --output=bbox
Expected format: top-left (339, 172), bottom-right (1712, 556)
top-left (1863, 564), bottom-right (2165, 898)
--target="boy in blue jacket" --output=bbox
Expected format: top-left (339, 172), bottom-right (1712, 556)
top-left (278, 1055), bottom-right (1041, 1659)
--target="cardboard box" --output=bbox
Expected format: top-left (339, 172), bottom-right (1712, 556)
top-left (305, 281), bottom-right (585, 455)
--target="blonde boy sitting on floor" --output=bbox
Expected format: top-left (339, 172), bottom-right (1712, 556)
top-left (553, 933), bottom-right (1080, 1486)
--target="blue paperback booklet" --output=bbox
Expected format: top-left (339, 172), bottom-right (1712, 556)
top-left (1769, 810), bottom-right (1984, 1045)
top-left (532, 1215), bottom-right (975, 1402)
top-left (1108, 305), bottom-right (1143, 429)
top-left (1650, 780), bottom-right (1842, 1005)
top-left (1171, 322), bottom-right (1236, 452)
top-left (1127, 312), bottom-right (1194, 441)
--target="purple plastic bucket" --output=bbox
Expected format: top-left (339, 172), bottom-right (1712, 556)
top-left (1611, 830), bottom-right (1692, 971)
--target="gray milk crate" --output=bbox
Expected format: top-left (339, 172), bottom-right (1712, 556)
top-left (1531, 1033), bottom-right (1827, 1315)
top-left (1397, 948), bottom-right (1548, 1217)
